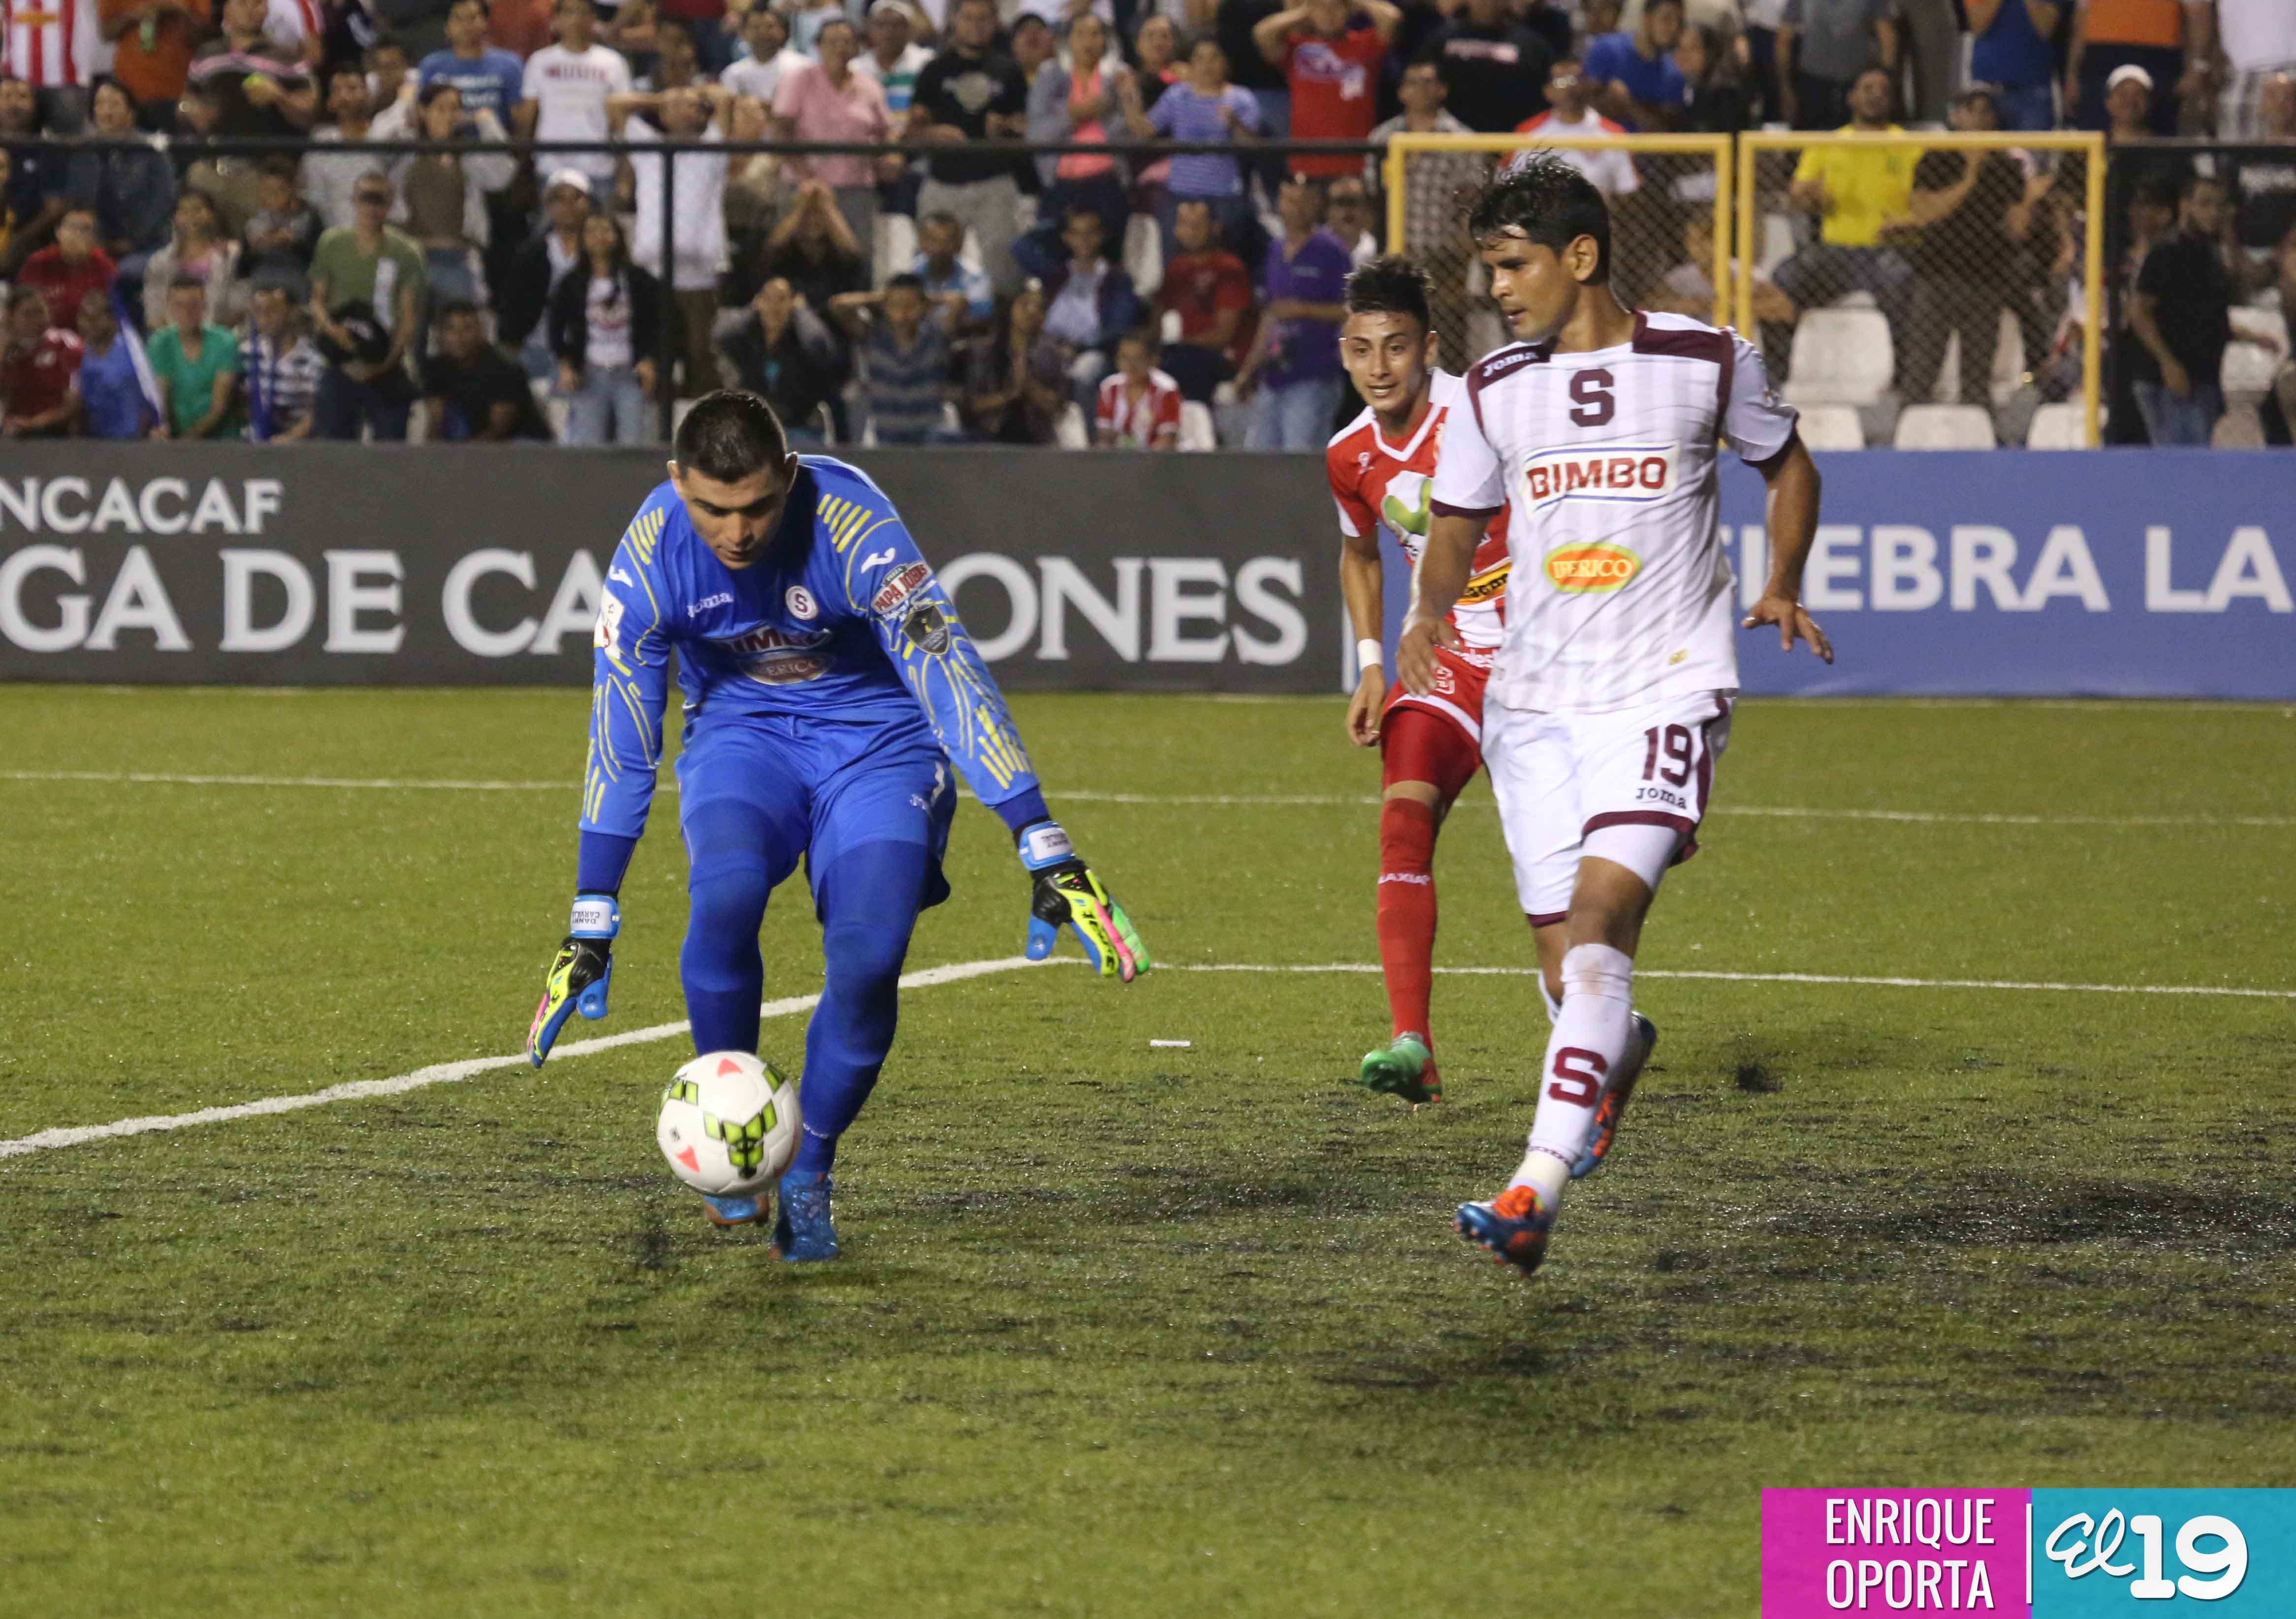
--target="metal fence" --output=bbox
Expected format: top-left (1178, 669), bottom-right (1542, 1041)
top-left (1733, 131), bottom-right (2105, 450)
top-left (1383, 132), bottom-right (1733, 378)
top-left (44, 129), bottom-right (2268, 451)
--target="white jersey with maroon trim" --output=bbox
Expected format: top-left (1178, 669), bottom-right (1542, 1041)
top-left (4, 0), bottom-right (91, 87)
top-left (1328, 369), bottom-right (1514, 652)
top-left (1429, 310), bottom-right (1797, 714)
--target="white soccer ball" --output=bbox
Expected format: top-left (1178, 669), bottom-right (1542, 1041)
top-left (656, 1050), bottom-right (801, 1197)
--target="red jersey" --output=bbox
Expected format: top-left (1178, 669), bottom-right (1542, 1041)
top-left (1281, 24), bottom-right (1385, 176)
top-left (1327, 369), bottom-right (1512, 650)
top-left (0, 325), bottom-right (84, 420)
top-left (15, 245), bottom-right (117, 326)
top-left (1096, 367), bottom-right (1181, 448)
top-left (1158, 249), bottom-right (1253, 367)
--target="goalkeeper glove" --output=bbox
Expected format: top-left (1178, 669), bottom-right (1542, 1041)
top-left (527, 893), bottom-right (619, 1067)
top-left (1018, 821), bottom-right (1149, 983)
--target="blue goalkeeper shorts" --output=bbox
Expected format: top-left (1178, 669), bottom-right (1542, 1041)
top-left (673, 711), bottom-right (957, 917)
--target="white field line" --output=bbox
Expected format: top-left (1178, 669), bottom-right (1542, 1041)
top-left (3, 770), bottom-right (2291, 829)
top-left (0, 956), bottom-right (1044, 1162)
top-left (1176, 963), bottom-right (2296, 999)
top-left (6, 951), bottom-right (2287, 1162)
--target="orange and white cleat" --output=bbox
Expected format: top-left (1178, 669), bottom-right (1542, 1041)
top-left (1456, 1183), bottom-right (1556, 1276)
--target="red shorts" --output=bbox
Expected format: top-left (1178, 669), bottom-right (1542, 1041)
top-left (1380, 642), bottom-right (1492, 797)
top-left (1383, 642), bottom-right (1493, 747)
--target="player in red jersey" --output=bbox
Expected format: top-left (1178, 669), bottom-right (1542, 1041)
top-left (1329, 257), bottom-right (1514, 1106)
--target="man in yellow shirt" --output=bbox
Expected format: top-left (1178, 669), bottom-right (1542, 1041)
top-left (1772, 66), bottom-right (1918, 392)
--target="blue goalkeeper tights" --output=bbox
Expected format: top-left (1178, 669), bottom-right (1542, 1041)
top-left (681, 798), bottom-right (933, 1176)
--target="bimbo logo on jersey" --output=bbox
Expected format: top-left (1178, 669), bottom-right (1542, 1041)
top-left (722, 623), bottom-right (833, 686)
top-left (1522, 445), bottom-right (1679, 509)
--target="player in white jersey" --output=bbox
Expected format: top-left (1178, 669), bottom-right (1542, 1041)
top-left (1401, 154), bottom-right (1834, 1279)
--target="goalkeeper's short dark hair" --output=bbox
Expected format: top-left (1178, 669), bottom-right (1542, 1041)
top-left (1343, 255), bottom-right (1433, 336)
top-left (1468, 154), bottom-right (1612, 282)
top-left (675, 390), bottom-right (790, 483)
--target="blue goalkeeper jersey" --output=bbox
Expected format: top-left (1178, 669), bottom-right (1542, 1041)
top-left (581, 457), bottom-right (1042, 843)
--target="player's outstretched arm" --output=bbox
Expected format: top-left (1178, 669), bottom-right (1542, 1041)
top-left (837, 486), bottom-right (1150, 982)
top-left (529, 526), bottom-right (671, 1064)
top-left (1741, 433), bottom-right (1834, 664)
top-left (1397, 510), bottom-right (1487, 696)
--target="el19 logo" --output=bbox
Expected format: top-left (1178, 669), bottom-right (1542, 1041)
top-left (2044, 1509), bottom-right (2247, 1601)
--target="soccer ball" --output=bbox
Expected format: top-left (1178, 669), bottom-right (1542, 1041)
top-left (656, 1051), bottom-right (801, 1197)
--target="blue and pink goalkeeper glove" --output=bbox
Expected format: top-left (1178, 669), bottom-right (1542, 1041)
top-left (1018, 821), bottom-right (1149, 982)
top-left (527, 893), bottom-right (619, 1066)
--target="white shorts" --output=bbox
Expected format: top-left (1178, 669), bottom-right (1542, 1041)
top-left (1483, 689), bottom-right (1734, 926)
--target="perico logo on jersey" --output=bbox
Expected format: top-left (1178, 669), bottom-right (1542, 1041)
top-left (1520, 444), bottom-right (1678, 509)
top-left (723, 624), bottom-right (833, 685)
top-left (1542, 542), bottom-right (1643, 593)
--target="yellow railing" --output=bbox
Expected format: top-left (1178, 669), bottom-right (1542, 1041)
top-left (1383, 129), bottom-right (2106, 447)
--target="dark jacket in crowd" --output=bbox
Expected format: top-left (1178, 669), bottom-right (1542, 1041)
top-left (65, 145), bottom-right (178, 258)
top-left (546, 259), bottom-right (667, 376)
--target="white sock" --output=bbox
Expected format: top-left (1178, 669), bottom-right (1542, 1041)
top-left (1538, 972), bottom-right (1562, 1025)
top-left (1509, 943), bottom-right (1636, 1211)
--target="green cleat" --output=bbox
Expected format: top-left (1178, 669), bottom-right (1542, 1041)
top-left (1357, 1033), bottom-right (1441, 1104)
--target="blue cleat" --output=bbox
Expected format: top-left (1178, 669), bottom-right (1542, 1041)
top-left (1456, 1183), bottom-right (1556, 1277)
top-left (771, 1169), bottom-right (838, 1262)
top-left (702, 1191), bottom-right (771, 1227)
top-left (1570, 1014), bottom-right (1655, 1180)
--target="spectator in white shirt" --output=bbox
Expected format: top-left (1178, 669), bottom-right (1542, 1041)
top-left (616, 81), bottom-right (732, 398)
top-left (517, 0), bottom-right (636, 194)
top-left (1512, 56), bottom-right (1641, 196)
top-left (723, 4), bottom-right (810, 106)
top-left (2218, 0), bottom-right (2296, 138)
top-left (301, 67), bottom-right (391, 233)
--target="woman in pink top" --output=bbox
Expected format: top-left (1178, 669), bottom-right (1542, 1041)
top-left (773, 17), bottom-right (895, 251)
top-left (1027, 14), bottom-right (1134, 252)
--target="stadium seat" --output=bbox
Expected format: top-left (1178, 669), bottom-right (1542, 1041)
top-left (2222, 308), bottom-right (2282, 400)
top-left (875, 212), bottom-right (918, 289)
top-left (1784, 309), bottom-right (1894, 406)
top-left (2213, 402), bottom-right (2265, 448)
top-left (1893, 403), bottom-right (1995, 450)
top-left (1177, 400), bottom-right (1216, 453)
top-left (2025, 401), bottom-right (2084, 449)
top-left (1055, 402), bottom-right (1088, 449)
top-left (1758, 213), bottom-right (1795, 275)
top-left (1123, 213), bottom-right (1162, 301)
top-left (1796, 403), bottom-right (1864, 450)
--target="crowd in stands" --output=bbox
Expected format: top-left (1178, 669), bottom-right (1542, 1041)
top-left (0, 0), bottom-right (2288, 447)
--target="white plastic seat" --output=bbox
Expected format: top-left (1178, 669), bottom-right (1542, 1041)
top-left (875, 211), bottom-right (918, 287)
top-left (1784, 308), bottom-right (1894, 406)
top-left (1795, 403), bottom-right (1864, 450)
top-left (1055, 401), bottom-right (1088, 449)
top-left (1758, 212), bottom-right (1795, 274)
top-left (1893, 403), bottom-right (1995, 450)
top-left (1122, 212), bottom-right (1162, 301)
top-left (2025, 401), bottom-right (2084, 449)
top-left (1177, 399), bottom-right (1216, 452)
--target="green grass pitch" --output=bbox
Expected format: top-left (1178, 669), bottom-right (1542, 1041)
top-left (2, 688), bottom-right (2293, 1617)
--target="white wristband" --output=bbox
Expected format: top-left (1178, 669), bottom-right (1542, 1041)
top-left (1356, 638), bottom-right (1384, 675)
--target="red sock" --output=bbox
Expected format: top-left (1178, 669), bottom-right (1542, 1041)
top-left (1377, 798), bottom-right (1439, 1045)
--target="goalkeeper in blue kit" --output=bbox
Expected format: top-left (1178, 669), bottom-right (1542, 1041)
top-left (526, 392), bottom-right (1148, 1259)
